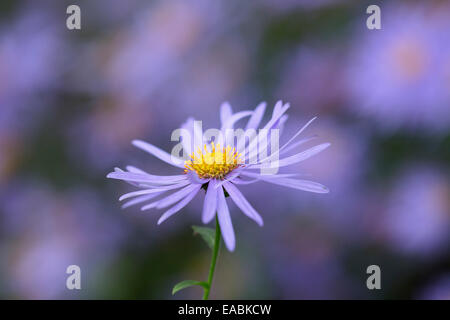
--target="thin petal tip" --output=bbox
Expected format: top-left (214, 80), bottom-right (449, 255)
top-left (225, 242), bottom-right (236, 252)
top-left (202, 217), bottom-right (213, 224)
top-left (131, 139), bottom-right (145, 147)
top-left (319, 185), bottom-right (330, 193)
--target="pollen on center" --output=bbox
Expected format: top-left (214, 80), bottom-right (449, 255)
top-left (184, 142), bottom-right (242, 180)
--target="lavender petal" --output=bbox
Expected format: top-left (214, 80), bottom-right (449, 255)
top-left (220, 101), bottom-right (233, 126)
top-left (217, 188), bottom-right (235, 251)
top-left (221, 111), bottom-right (253, 130)
top-left (251, 142), bottom-right (330, 169)
top-left (202, 179), bottom-right (218, 224)
top-left (157, 187), bottom-right (200, 225)
top-left (245, 102), bottom-right (266, 130)
top-left (122, 192), bottom-right (165, 209)
top-left (155, 184), bottom-right (201, 209)
top-left (223, 182), bottom-right (263, 226)
top-left (118, 181), bottom-right (190, 201)
top-left (279, 135), bottom-right (318, 155)
top-left (256, 176), bottom-right (329, 193)
top-left (132, 140), bottom-right (184, 168)
top-left (107, 171), bottom-right (187, 185)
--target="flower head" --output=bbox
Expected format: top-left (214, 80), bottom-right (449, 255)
top-left (107, 101), bottom-right (330, 251)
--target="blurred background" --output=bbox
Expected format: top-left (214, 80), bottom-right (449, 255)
top-left (0, 0), bottom-right (449, 299)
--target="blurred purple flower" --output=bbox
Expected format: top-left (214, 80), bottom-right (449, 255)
top-left (9, 237), bottom-right (79, 299)
top-left (379, 166), bottom-right (450, 256)
top-left (345, 2), bottom-right (450, 131)
top-left (0, 180), bottom-right (127, 298)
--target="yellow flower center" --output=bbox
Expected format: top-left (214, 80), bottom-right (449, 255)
top-left (184, 142), bottom-right (243, 180)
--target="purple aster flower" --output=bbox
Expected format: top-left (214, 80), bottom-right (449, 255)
top-left (107, 101), bottom-right (330, 251)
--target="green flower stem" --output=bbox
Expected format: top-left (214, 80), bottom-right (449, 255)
top-left (203, 216), bottom-right (221, 300)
